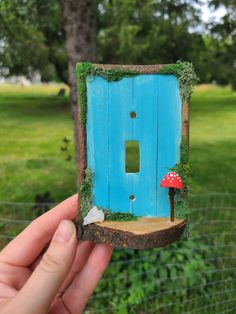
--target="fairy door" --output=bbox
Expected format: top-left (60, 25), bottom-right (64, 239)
top-left (86, 74), bottom-right (182, 217)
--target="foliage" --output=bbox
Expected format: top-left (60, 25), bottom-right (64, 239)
top-left (97, 0), bottom-right (203, 63)
top-left (207, 0), bottom-right (236, 89)
top-left (97, 0), bottom-right (234, 89)
top-left (90, 239), bottom-right (213, 313)
top-left (60, 137), bottom-right (73, 161)
top-left (159, 61), bottom-right (199, 101)
top-left (0, 0), bottom-right (67, 82)
top-left (33, 192), bottom-right (54, 216)
top-left (1, 0), bottom-right (235, 89)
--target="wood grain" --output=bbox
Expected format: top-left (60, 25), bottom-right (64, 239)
top-left (76, 218), bottom-right (187, 249)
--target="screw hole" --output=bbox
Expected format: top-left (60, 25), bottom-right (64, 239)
top-left (130, 111), bottom-right (137, 118)
top-left (129, 195), bottom-right (136, 201)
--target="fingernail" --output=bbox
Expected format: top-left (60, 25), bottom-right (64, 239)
top-left (53, 220), bottom-right (73, 243)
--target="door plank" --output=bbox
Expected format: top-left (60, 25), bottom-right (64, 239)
top-left (108, 78), bottom-right (133, 213)
top-left (86, 74), bottom-right (182, 217)
top-left (156, 75), bottom-right (182, 217)
top-left (133, 75), bottom-right (158, 216)
top-left (87, 77), bottom-right (109, 208)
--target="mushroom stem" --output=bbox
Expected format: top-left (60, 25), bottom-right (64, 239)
top-left (168, 188), bottom-right (176, 222)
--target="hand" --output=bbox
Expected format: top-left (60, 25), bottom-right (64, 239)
top-left (0, 194), bottom-right (113, 314)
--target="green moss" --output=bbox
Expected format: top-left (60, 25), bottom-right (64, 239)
top-left (79, 168), bottom-right (138, 221)
top-left (76, 63), bottom-right (92, 127)
top-left (76, 61), bottom-right (198, 126)
top-left (159, 61), bottom-right (199, 101)
top-left (168, 139), bottom-right (191, 218)
top-left (80, 167), bottom-right (93, 218)
top-left (76, 62), bottom-right (138, 126)
top-left (168, 139), bottom-right (191, 238)
top-left (100, 208), bottom-right (138, 221)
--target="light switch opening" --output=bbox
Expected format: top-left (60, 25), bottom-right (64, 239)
top-left (125, 141), bottom-right (140, 173)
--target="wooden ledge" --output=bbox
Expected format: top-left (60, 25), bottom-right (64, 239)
top-left (76, 218), bottom-right (187, 249)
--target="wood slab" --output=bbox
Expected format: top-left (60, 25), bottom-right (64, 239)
top-left (76, 218), bottom-right (187, 249)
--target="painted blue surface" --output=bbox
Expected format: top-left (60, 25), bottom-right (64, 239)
top-left (86, 74), bottom-right (182, 217)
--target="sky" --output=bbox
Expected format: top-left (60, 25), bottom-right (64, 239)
top-left (201, 2), bottom-right (226, 23)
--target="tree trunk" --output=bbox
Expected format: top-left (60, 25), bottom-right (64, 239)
top-left (60, 0), bottom-right (97, 184)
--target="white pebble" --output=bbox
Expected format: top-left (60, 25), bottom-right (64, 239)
top-left (83, 206), bottom-right (105, 225)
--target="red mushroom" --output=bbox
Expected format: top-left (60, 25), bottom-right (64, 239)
top-left (160, 172), bottom-right (184, 222)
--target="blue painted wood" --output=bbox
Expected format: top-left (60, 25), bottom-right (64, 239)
top-left (132, 75), bottom-right (158, 216)
top-left (86, 77), bottom-right (109, 208)
top-left (156, 75), bottom-right (182, 217)
top-left (86, 74), bottom-right (182, 217)
top-left (108, 78), bottom-right (133, 213)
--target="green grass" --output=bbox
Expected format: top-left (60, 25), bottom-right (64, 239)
top-left (0, 84), bottom-right (76, 203)
top-left (190, 85), bottom-right (236, 194)
top-left (0, 83), bottom-right (235, 203)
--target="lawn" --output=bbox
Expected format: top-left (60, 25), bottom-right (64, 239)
top-left (0, 83), bottom-right (235, 204)
top-left (0, 84), bottom-right (76, 203)
top-left (190, 85), bottom-right (236, 195)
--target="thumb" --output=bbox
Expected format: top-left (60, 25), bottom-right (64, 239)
top-left (11, 220), bottom-right (77, 313)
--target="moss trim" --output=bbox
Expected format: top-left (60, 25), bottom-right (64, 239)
top-left (159, 61), bottom-right (199, 101)
top-left (76, 62), bottom-right (138, 126)
top-left (80, 167), bottom-right (93, 218)
top-left (76, 61), bottom-right (196, 225)
top-left (76, 61), bottom-right (198, 126)
top-left (80, 167), bottom-right (138, 221)
top-left (168, 139), bottom-right (191, 219)
top-left (168, 138), bottom-right (191, 239)
top-left (100, 208), bottom-right (138, 221)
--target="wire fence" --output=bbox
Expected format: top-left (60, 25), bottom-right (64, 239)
top-left (0, 193), bottom-right (235, 313)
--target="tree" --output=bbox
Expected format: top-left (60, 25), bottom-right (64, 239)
top-left (0, 0), bottom-right (67, 82)
top-left (60, 0), bottom-right (96, 113)
top-left (97, 0), bottom-right (205, 68)
top-left (0, 0), bottom-right (98, 166)
top-left (206, 0), bottom-right (236, 88)
top-left (59, 0), bottom-right (97, 169)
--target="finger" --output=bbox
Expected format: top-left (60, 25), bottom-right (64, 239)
top-left (0, 194), bottom-right (78, 266)
top-left (29, 243), bottom-right (50, 271)
top-left (29, 255), bottom-right (42, 272)
top-left (57, 241), bottom-right (95, 297)
top-left (0, 282), bottom-right (17, 299)
top-left (5, 220), bottom-right (77, 313)
top-left (62, 243), bottom-right (113, 314)
top-left (0, 263), bottom-right (31, 290)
